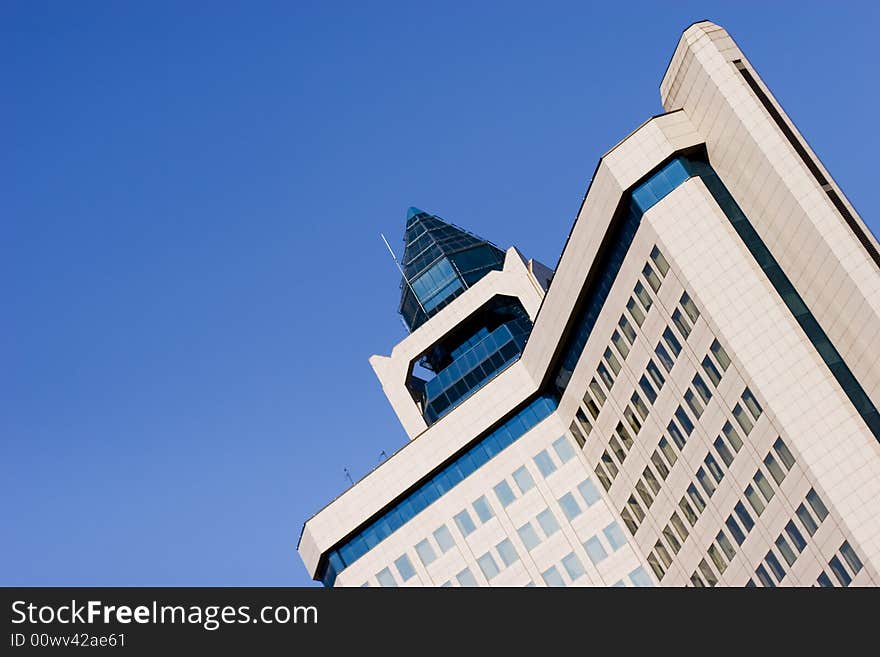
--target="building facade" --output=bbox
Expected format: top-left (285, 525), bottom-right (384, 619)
top-left (297, 21), bottom-right (880, 587)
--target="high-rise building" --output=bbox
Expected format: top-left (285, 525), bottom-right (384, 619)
top-left (297, 21), bottom-right (880, 587)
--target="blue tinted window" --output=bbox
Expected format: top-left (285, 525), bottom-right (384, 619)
top-left (542, 566), bottom-right (566, 587)
top-left (456, 568), bottom-right (477, 587)
top-left (394, 554), bottom-right (416, 582)
top-left (415, 539), bottom-right (436, 566)
top-left (558, 492), bottom-right (582, 520)
top-left (477, 552), bottom-right (500, 581)
top-left (454, 510), bottom-right (477, 537)
top-left (584, 536), bottom-right (608, 564)
top-left (562, 553), bottom-right (585, 581)
top-left (517, 522), bottom-right (540, 551)
top-left (629, 566), bottom-right (653, 587)
top-left (496, 538), bottom-right (519, 567)
top-left (577, 478), bottom-right (601, 506)
top-left (376, 568), bottom-right (397, 588)
top-left (472, 496), bottom-right (494, 523)
top-left (552, 436), bottom-right (576, 463)
top-left (512, 465), bottom-right (535, 494)
top-left (604, 522), bottom-right (627, 550)
top-left (537, 509), bottom-right (560, 537)
top-left (533, 450), bottom-right (557, 477)
top-left (493, 480), bottom-right (516, 508)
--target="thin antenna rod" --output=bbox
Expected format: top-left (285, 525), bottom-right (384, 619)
top-left (343, 467), bottom-right (354, 487)
top-left (380, 232), bottom-right (428, 323)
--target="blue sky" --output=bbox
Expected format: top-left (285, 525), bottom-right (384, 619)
top-left (2, 1), bottom-right (878, 586)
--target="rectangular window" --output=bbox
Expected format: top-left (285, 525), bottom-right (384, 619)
top-left (722, 421), bottom-right (743, 452)
top-left (676, 407), bottom-right (695, 435)
top-left (601, 451), bottom-right (618, 478)
top-left (589, 378), bottom-right (607, 405)
top-left (796, 503), bottom-right (819, 536)
top-left (679, 497), bottom-right (698, 526)
top-left (696, 467), bottom-right (716, 497)
top-left (680, 291), bottom-right (700, 323)
top-left (577, 478), bottom-right (600, 506)
top-left (552, 436), bottom-right (576, 463)
top-left (698, 559), bottom-right (718, 586)
top-left (616, 422), bottom-right (634, 450)
top-left (628, 495), bottom-right (646, 523)
top-left (654, 540), bottom-right (673, 568)
top-left (690, 572), bottom-right (706, 587)
top-left (663, 524), bottom-right (681, 553)
top-left (726, 516), bottom-right (746, 546)
top-left (639, 375), bottom-right (657, 404)
top-left (583, 396), bottom-right (600, 420)
top-left (773, 438), bottom-right (796, 470)
top-left (692, 373), bottom-right (712, 404)
top-left (454, 510), bottom-right (477, 537)
top-left (662, 328), bottom-right (682, 357)
top-left (376, 567), bottom-right (397, 588)
top-left (713, 436), bottom-right (735, 467)
top-left (710, 339), bottom-right (731, 370)
top-left (595, 462), bottom-right (612, 491)
top-left (517, 522), bottom-right (540, 551)
top-left (627, 297), bottom-right (645, 326)
top-left (624, 406), bottom-right (642, 435)
top-left (584, 536), bottom-right (608, 564)
top-left (558, 492), bottom-right (582, 520)
top-left (716, 530), bottom-right (736, 560)
top-left (744, 484), bottom-right (765, 516)
top-left (741, 387), bottom-right (763, 420)
top-left (701, 355), bottom-right (722, 387)
top-left (755, 564), bottom-right (775, 588)
top-left (686, 483), bottom-right (706, 513)
top-left (650, 246), bottom-right (670, 276)
top-left (597, 363), bottom-right (615, 391)
top-left (785, 521), bottom-right (806, 552)
top-left (433, 525), bottom-right (455, 553)
top-left (512, 465), bottom-right (535, 493)
top-left (704, 453), bottom-right (724, 483)
top-left (456, 568), bottom-right (477, 587)
top-left (493, 480), bottom-right (516, 508)
top-left (395, 553), bottom-right (416, 581)
top-left (754, 470), bottom-right (774, 503)
top-left (816, 572), bottom-right (834, 587)
top-left (732, 403), bottom-right (754, 434)
top-left (415, 539), bottom-right (437, 566)
top-left (734, 501), bottom-right (755, 532)
top-left (708, 544), bottom-right (727, 574)
top-left (643, 263), bottom-right (662, 292)
top-left (765, 550), bottom-right (786, 582)
top-left (611, 330), bottom-right (630, 359)
top-left (671, 308), bottom-right (691, 339)
top-left (620, 507), bottom-right (638, 535)
top-left (643, 465), bottom-right (661, 495)
top-left (655, 342), bottom-right (675, 372)
top-left (477, 552), bottom-right (500, 581)
top-left (472, 496), bottom-right (494, 523)
top-left (667, 421), bottom-right (687, 450)
top-left (569, 419), bottom-right (586, 447)
top-left (619, 315), bottom-right (637, 344)
top-left (533, 450), bottom-right (557, 478)
top-left (775, 535), bottom-right (797, 567)
top-left (658, 437), bottom-right (678, 467)
top-left (608, 435), bottom-right (627, 464)
top-left (562, 552), bottom-right (585, 580)
top-left (840, 541), bottom-right (863, 575)
top-left (542, 566), bottom-right (566, 587)
top-left (604, 522), bottom-right (627, 550)
top-left (496, 538), bottom-right (519, 567)
top-left (828, 556), bottom-right (852, 587)
top-left (604, 347), bottom-right (622, 376)
top-left (670, 511), bottom-right (689, 541)
top-left (631, 391), bottom-right (650, 420)
top-left (635, 478), bottom-right (654, 508)
top-left (634, 281), bottom-right (653, 312)
top-left (648, 454), bottom-right (668, 483)
top-left (763, 453), bottom-right (786, 485)
top-left (684, 389), bottom-right (704, 419)
top-left (536, 508), bottom-right (560, 537)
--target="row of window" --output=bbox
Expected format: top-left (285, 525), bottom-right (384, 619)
top-left (816, 541), bottom-right (864, 587)
top-left (746, 487), bottom-right (829, 587)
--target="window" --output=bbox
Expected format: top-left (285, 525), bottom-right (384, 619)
top-left (562, 552), bottom-right (585, 580)
top-left (670, 511), bottom-right (689, 541)
top-left (684, 389), bottom-right (704, 418)
top-left (763, 453), bottom-right (786, 485)
top-left (663, 524), bottom-right (681, 553)
top-left (687, 483), bottom-right (706, 513)
top-left (692, 373), bottom-right (712, 404)
top-left (765, 550), bottom-right (786, 582)
top-left (493, 480), bottom-right (516, 508)
top-left (701, 355), bottom-right (722, 387)
top-left (662, 327), bottom-right (682, 357)
top-left (690, 572), bottom-right (705, 587)
top-left (433, 525), bottom-right (455, 553)
top-left (512, 465), bottom-right (535, 493)
top-left (828, 556), bottom-right (852, 587)
top-left (755, 564), bottom-right (775, 588)
top-left (721, 421), bottom-right (743, 452)
top-left (696, 467), bottom-right (716, 497)
top-left (376, 567), bottom-right (397, 587)
top-left (773, 438), bottom-right (796, 470)
top-left (558, 492), bottom-right (582, 520)
top-left (624, 406), bottom-right (642, 435)
top-left (643, 465), bottom-right (661, 495)
top-left (680, 291), bottom-right (700, 323)
top-left (775, 535), bottom-right (796, 567)
top-left (542, 566), bottom-right (565, 587)
top-left (472, 496), bottom-right (494, 523)
top-left (595, 462), bottom-right (612, 491)
top-left (716, 530), bottom-right (736, 560)
top-left (698, 559), bottom-right (718, 586)
top-left (477, 552), bottom-right (500, 581)
top-left (643, 263), bottom-right (662, 292)
top-left (619, 315), bottom-right (637, 344)
top-left (639, 375), bottom-right (657, 404)
top-left (604, 348), bottom-right (622, 376)
top-left (569, 420), bottom-right (587, 448)
top-left (552, 436), bottom-right (576, 463)
top-left (785, 521), bottom-right (806, 552)
top-left (415, 539), bottom-right (436, 566)
top-left (668, 421), bottom-right (687, 450)
top-left (816, 572), bottom-right (834, 588)
top-left (634, 281), bottom-right (653, 312)
top-left (589, 378), bottom-right (607, 405)
top-left (611, 330), bottom-right (630, 359)
top-left (609, 435), bottom-right (627, 464)
top-left (655, 342), bottom-right (675, 372)
top-left (679, 497), bottom-right (698, 526)
top-left (578, 478), bottom-right (600, 506)
top-left (796, 503), bottom-right (819, 536)
top-left (456, 568), bottom-right (477, 587)
top-left (584, 536), bottom-right (608, 564)
top-left (732, 403), bottom-right (754, 434)
top-left (671, 308), bottom-right (691, 339)
top-left (620, 507), bottom-right (639, 535)
top-left (604, 522), bottom-right (627, 550)
top-left (616, 422), bottom-right (635, 450)
top-left (597, 363), bottom-right (615, 390)
top-left (517, 522), bottom-right (540, 551)
top-left (744, 485), bottom-right (765, 516)
top-left (840, 541), bottom-right (863, 575)
top-left (726, 516), bottom-right (746, 545)
top-left (742, 387), bottom-right (762, 420)
top-left (536, 508), bottom-right (560, 537)
top-left (710, 339), bottom-right (730, 370)
top-left (533, 450), bottom-right (557, 477)
top-left (454, 510), bottom-right (477, 537)
top-left (650, 246), bottom-right (670, 276)
top-left (629, 566), bottom-right (653, 587)
top-left (627, 297), bottom-right (645, 326)
top-left (395, 554), bottom-right (416, 581)
top-left (704, 453), bottom-right (724, 483)
top-left (655, 541), bottom-right (673, 568)
top-left (496, 538), bottom-right (519, 567)
top-left (631, 391), bottom-right (650, 420)
top-left (627, 495), bottom-right (646, 523)
top-left (734, 502), bottom-right (755, 531)
top-left (753, 470), bottom-right (774, 503)
top-left (635, 478), bottom-right (654, 508)
top-left (651, 451), bottom-right (670, 479)
top-left (601, 451), bottom-right (619, 478)
top-left (713, 436), bottom-right (734, 467)
top-left (658, 437), bottom-right (677, 467)
top-left (708, 544), bottom-right (727, 574)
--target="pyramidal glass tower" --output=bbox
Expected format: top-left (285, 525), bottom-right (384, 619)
top-left (298, 22), bottom-right (880, 588)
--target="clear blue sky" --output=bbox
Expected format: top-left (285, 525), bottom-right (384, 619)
top-left (3, 1), bottom-right (878, 586)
